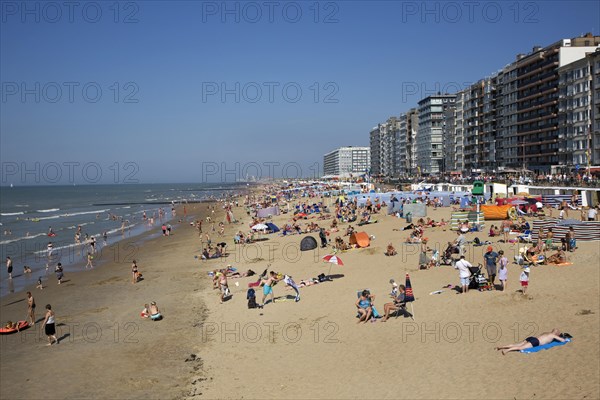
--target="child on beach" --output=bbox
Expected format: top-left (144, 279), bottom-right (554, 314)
top-left (86, 252), bottom-right (94, 269)
top-left (498, 250), bottom-right (508, 291)
top-left (141, 304), bottom-right (150, 318)
top-left (55, 263), bottom-right (64, 285)
top-left (520, 267), bottom-right (530, 295)
top-left (36, 277), bottom-right (43, 290)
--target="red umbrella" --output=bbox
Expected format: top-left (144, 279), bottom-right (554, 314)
top-left (322, 255), bottom-right (344, 266)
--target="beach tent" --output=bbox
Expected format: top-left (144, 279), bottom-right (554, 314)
top-left (300, 236), bottom-right (318, 251)
top-left (481, 204), bottom-right (512, 220)
top-left (403, 203), bottom-right (427, 218)
top-left (349, 232), bottom-right (370, 248)
top-left (256, 206), bottom-right (280, 218)
top-left (266, 222), bottom-right (280, 233)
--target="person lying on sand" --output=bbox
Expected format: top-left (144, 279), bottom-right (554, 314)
top-left (495, 328), bottom-right (565, 355)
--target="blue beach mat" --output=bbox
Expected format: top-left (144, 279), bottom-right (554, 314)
top-left (521, 338), bottom-right (571, 353)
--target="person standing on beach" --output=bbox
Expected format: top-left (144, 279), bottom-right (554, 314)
top-left (483, 246), bottom-right (499, 289)
top-left (498, 251), bottom-right (508, 291)
top-left (501, 218), bottom-right (511, 243)
top-left (131, 260), bottom-right (139, 284)
top-left (454, 255), bottom-right (472, 294)
top-left (260, 271), bottom-right (278, 306)
top-left (27, 291), bottom-right (36, 325)
top-left (42, 304), bottom-right (58, 346)
top-left (6, 256), bottom-right (13, 280)
top-left (86, 252), bottom-right (94, 269)
top-left (55, 263), bottom-right (64, 284)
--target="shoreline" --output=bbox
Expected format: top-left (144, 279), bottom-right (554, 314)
top-left (0, 200), bottom-right (238, 399)
top-left (1, 184), bottom-right (598, 399)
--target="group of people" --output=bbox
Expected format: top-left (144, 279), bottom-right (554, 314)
top-left (356, 281), bottom-right (408, 323)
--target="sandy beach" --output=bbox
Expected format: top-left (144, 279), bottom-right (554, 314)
top-left (1, 191), bottom-right (599, 399)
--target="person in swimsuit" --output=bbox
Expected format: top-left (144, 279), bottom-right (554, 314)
top-left (495, 328), bottom-right (565, 355)
top-left (27, 291), bottom-right (36, 325)
top-left (356, 290), bottom-right (374, 324)
top-left (6, 256), bottom-right (13, 280)
top-left (86, 252), bottom-right (94, 269)
top-left (149, 301), bottom-right (162, 320)
top-left (219, 273), bottom-right (229, 304)
top-left (260, 271), bottom-right (279, 307)
top-left (42, 304), bottom-right (58, 345)
top-left (131, 260), bottom-right (139, 284)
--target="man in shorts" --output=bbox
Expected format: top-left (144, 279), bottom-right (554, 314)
top-left (495, 328), bottom-right (566, 355)
top-left (454, 255), bottom-right (472, 294)
top-left (260, 271), bottom-right (279, 306)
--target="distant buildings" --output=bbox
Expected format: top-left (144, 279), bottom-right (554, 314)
top-left (323, 146), bottom-right (370, 176)
top-left (368, 33), bottom-right (600, 178)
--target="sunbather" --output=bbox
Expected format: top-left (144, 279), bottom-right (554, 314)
top-left (356, 290), bottom-right (374, 324)
top-left (495, 328), bottom-right (565, 355)
top-left (381, 285), bottom-right (406, 322)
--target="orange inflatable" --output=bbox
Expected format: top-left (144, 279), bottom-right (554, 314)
top-left (481, 204), bottom-right (512, 220)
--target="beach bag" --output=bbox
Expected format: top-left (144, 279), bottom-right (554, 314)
top-left (247, 288), bottom-right (257, 309)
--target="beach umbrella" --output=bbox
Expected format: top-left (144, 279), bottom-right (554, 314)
top-left (251, 223), bottom-right (268, 230)
top-left (404, 273), bottom-right (415, 320)
top-left (322, 255), bottom-right (344, 266)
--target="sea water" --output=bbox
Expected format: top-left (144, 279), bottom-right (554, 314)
top-left (0, 183), bottom-right (248, 295)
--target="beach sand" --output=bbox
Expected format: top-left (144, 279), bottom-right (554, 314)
top-left (1, 198), bottom-right (598, 399)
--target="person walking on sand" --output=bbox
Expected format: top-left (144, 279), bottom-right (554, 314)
top-left (42, 304), bottom-right (58, 346)
top-left (55, 263), bottom-right (64, 284)
top-left (6, 256), bottom-right (13, 280)
top-left (27, 291), bottom-right (36, 325)
top-left (86, 252), bottom-right (94, 269)
top-left (260, 271), bottom-right (278, 307)
top-left (495, 328), bottom-right (565, 355)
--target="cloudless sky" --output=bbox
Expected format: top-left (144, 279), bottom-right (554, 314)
top-left (1, 0), bottom-right (598, 183)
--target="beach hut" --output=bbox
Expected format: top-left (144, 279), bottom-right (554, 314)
top-left (300, 236), bottom-right (318, 251)
top-left (349, 232), bottom-right (370, 248)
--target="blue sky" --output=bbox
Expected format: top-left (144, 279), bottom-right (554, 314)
top-left (1, 0), bottom-right (598, 183)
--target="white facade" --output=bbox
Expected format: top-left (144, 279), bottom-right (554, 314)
top-left (323, 146), bottom-right (370, 176)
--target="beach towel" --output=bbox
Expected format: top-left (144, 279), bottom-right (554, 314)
top-left (520, 338), bottom-right (571, 353)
